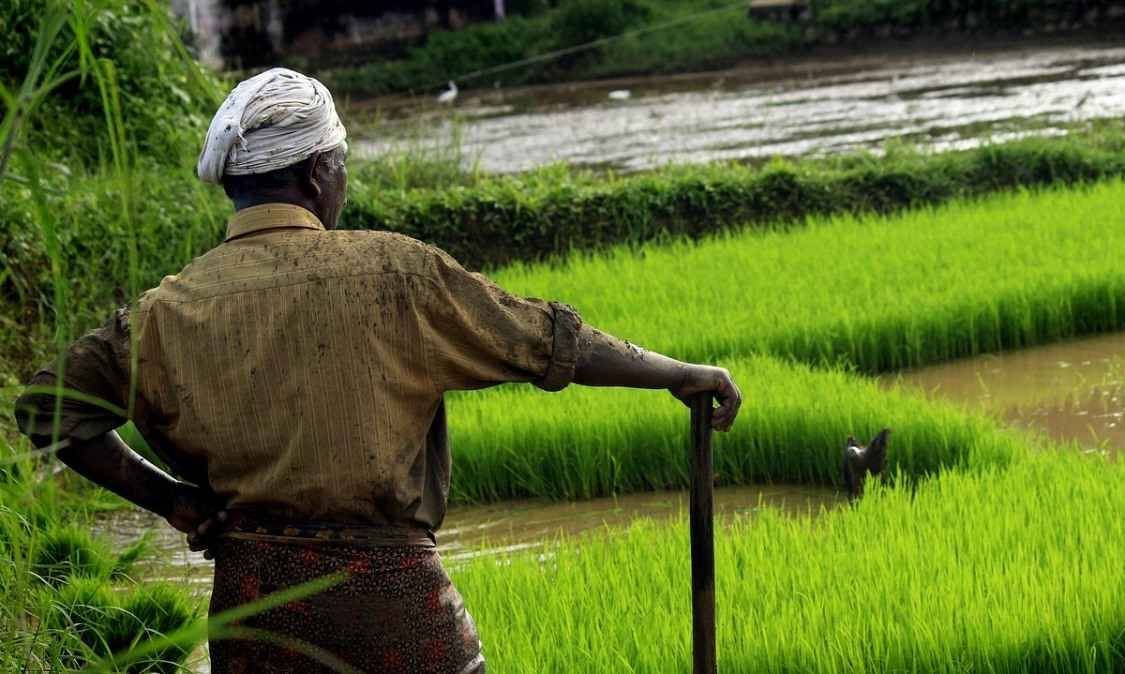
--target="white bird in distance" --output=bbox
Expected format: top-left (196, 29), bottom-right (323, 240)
top-left (437, 81), bottom-right (459, 104)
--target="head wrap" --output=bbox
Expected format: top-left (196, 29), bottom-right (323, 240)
top-left (197, 67), bottom-right (347, 184)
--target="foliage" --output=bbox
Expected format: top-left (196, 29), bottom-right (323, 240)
top-left (549, 0), bottom-right (652, 48)
top-left (0, 0), bottom-right (221, 168)
top-left (324, 0), bottom-right (1120, 98)
top-left (0, 166), bottom-right (228, 378)
top-left (345, 127), bottom-right (1125, 271)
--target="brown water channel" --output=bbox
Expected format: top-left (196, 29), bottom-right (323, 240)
top-left (99, 483), bottom-right (841, 594)
top-left (356, 41), bottom-right (1125, 173)
top-left (889, 331), bottom-right (1125, 454)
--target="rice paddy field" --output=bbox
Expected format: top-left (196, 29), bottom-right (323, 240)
top-left (8, 3), bottom-right (1124, 672)
top-left (445, 179), bottom-right (1125, 501)
top-left (432, 180), bottom-right (1125, 672)
top-left (452, 454), bottom-right (1125, 674)
top-left (490, 178), bottom-right (1125, 373)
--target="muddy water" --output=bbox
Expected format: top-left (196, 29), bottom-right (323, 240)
top-left (889, 331), bottom-right (1125, 453)
top-left (356, 41), bottom-right (1125, 173)
top-left (100, 483), bottom-right (841, 594)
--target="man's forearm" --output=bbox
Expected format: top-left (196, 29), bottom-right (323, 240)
top-left (55, 430), bottom-right (181, 518)
top-left (573, 325), bottom-right (687, 390)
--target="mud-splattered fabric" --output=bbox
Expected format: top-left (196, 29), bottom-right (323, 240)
top-left (209, 534), bottom-right (485, 674)
top-left (14, 203), bottom-right (583, 529)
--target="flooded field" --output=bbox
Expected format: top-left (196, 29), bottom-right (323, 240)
top-left (890, 331), bottom-right (1125, 454)
top-left (101, 482), bottom-right (841, 594)
top-left (356, 41), bottom-right (1125, 173)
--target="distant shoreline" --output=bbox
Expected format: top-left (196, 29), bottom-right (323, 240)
top-left (346, 29), bottom-right (1125, 113)
top-left (324, 2), bottom-right (1125, 103)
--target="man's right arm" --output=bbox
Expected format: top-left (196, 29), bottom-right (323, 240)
top-left (573, 325), bottom-right (742, 432)
top-left (415, 244), bottom-right (742, 431)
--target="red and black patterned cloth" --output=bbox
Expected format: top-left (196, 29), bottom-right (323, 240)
top-left (208, 514), bottom-right (485, 674)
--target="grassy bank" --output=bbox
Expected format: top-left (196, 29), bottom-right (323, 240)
top-left (324, 0), bottom-right (1125, 99)
top-left (448, 354), bottom-right (1022, 502)
top-left (452, 451), bottom-right (1125, 673)
top-left (345, 127), bottom-right (1125, 271)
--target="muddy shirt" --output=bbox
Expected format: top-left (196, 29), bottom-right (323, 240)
top-left (15, 203), bottom-right (582, 530)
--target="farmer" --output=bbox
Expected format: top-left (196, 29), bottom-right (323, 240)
top-left (14, 68), bottom-right (742, 673)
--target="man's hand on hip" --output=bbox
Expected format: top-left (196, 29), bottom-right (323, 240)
top-left (166, 482), bottom-right (227, 560)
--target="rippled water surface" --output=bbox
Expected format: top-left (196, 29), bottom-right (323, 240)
top-left (890, 331), bottom-right (1125, 454)
top-left (357, 41), bottom-right (1125, 172)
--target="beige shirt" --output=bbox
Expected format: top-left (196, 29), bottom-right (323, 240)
top-left (16, 204), bottom-right (582, 530)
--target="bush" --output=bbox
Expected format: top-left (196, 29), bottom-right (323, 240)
top-left (550, 0), bottom-right (651, 47)
top-left (0, 0), bottom-right (221, 168)
top-left (343, 128), bottom-right (1125, 271)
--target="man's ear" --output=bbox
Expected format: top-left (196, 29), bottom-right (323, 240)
top-left (300, 154), bottom-right (322, 198)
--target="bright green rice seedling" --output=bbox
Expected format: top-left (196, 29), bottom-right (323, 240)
top-left (493, 179), bottom-right (1125, 372)
top-left (31, 524), bottom-right (116, 586)
top-left (45, 578), bottom-right (198, 673)
top-left (448, 354), bottom-right (1023, 501)
top-left (452, 451), bottom-right (1125, 673)
top-left (444, 180), bottom-right (1125, 501)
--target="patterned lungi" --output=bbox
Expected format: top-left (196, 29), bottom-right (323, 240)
top-left (208, 514), bottom-right (485, 674)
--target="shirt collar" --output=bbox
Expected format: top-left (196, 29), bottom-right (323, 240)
top-left (224, 203), bottom-right (326, 241)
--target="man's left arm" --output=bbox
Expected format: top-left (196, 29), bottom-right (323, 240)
top-left (13, 309), bottom-right (225, 554)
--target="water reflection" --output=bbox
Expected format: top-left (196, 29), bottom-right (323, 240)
top-left (357, 42), bottom-right (1125, 172)
top-left (889, 331), bottom-right (1125, 454)
top-left (98, 483), bottom-right (841, 594)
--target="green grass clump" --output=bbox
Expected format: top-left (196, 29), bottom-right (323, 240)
top-left (491, 178), bottom-right (1125, 372)
top-left (31, 523), bottom-right (116, 586)
top-left (448, 354), bottom-right (1021, 501)
top-left (1, 439), bottom-right (197, 671)
top-left (452, 451), bottom-right (1125, 673)
top-left (46, 578), bottom-right (198, 672)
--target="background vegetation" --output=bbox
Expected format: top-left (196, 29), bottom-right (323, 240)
top-left (324, 0), bottom-right (1125, 98)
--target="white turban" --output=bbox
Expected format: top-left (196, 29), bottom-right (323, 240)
top-left (197, 67), bottom-right (347, 184)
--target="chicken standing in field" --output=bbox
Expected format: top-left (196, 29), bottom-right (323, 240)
top-left (842, 428), bottom-right (891, 500)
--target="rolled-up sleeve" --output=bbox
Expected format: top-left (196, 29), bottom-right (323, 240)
top-left (417, 249), bottom-right (582, 393)
top-left (13, 308), bottom-right (132, 446)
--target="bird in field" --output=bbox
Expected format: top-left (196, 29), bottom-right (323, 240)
top-left (841, 428), bottom-right (891, 500)
top-left (437, 81), bottom-right (458, 104)
top-left (607, 89), bottom-right (632, 101)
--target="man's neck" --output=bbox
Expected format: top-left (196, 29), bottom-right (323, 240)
top-left (232, 192), bottom-right (320, 219)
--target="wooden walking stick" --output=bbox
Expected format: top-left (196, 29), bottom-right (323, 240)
top-left (689, 393), bottom-right (716, 674)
